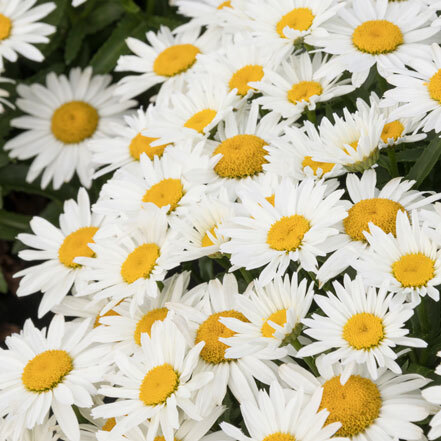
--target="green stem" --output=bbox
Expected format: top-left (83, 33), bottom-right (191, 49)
top-left (387, 148), bottom-right (399, 177)
top-left (146, 0), bottom-right (155, 15)
top-left (239, 267), bottom-right (253, 285)
top-left (287, 327), bottom-right (319, 377)
top-left (417, 297), bottom-right (430, 365)
top-left (305, 109), bottom-right (316, 124)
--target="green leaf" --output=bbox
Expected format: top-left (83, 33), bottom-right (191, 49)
top-left (65, 21), bottom-right (87, 64)
top-left (406, 138), bottom-right (441, 187)
top-left (0, 210), bottom-right (31, 241)
top-left (121, 0), bottom-right (141, 13)
top-left (85, 1), bottom-right (125, 34)
top-left (395, 146), bottom-right (425, 162)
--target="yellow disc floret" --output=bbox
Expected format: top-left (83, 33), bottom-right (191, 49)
top-left (120, 243), bottom-right (160, 284)
top-left (427, 69), bottom-right (441, 104)
top-left (102, 418), bottom-right (116, 432)
top-left (217, 0), bottom-right (231, 9)
top-left (51, 101), bottom-right (99, 144)
top-left (0, 14), bottom-right (12, 40)
top-left (201, 225), bottom-right (218, 247)
top-left (134, 308), bottom-right (169, 345)
top-left (153, 44), bottom-right (200, 77)
top-left (302, 156), bottom-right (335, 175)
top-left (381, 121), bottom-right (405, 143)
top-left (58, 226), bottom-right (99, 268)
top-left (320, 375), bottom-right (382, 437)
top-left (263, 434), bottom-right (296, 441)
top-left (261, 309), bottom-right (287, 338)
top-left (267, 215), bottom-right (310, 252)
top-left (94, 308), bottom-right (120, 328)
top-left (287, 81), bottom-right (323, 104)
top-left (22, 350), bottom-right (73, 392)
top-left (276, 8), bottom-right (315, 38)
top-left (392, 253), bottom-right (435, 287)
top-left (343, 313), bottom-right (384, 350)
top-left (229, 65), bottom-right (264, 96)
top-left (139, 363), bottom-right (179, 406)
top-left (129, 133), bottom-right (168, 161)
top-left (352, 20), bottom-right (403, 54)
top-left (343, 198), bottom-right (406, 242)
top-left (195, 310), bottom-right (249, 364)
top-left (184, 109), bottom-right (217, 133)
top-left (142, 178), bottom-right (184, 212)
top-left (213, 134), bottom-right (268, 179)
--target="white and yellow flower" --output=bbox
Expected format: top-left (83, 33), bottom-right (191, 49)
top-left (421, 351), bottom-right (441, 440)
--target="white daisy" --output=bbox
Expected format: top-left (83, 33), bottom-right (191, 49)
top-left (92, 319), bottom-right (214, 441)
top-left (357, 210), bottom-right (441, 304)
top-left (0, 0), bottom-right (55, 70)
top-left (220, 178), bottom-right (346, 286)
top-left (422, 351), bottom-right (441, 440)
top-left (1, 415), bottom-right (58, 441)
top-left (279, 357), bottom-right (431, 441)
top-left (0, 315), bottom-right (108, 441)
top-left (0, 74), bottom-right (13, 113)
top-left (4, 67), bottom-right (135, 189)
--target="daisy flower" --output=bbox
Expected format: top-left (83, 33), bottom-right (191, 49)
top-left (4, 68), bottom-right (135, 189)
top-left (1, 415), bottom-right (58, 441)
top-left (357, 210), bottom-right (441, 304)
top-left (221, 381), bottom-right (344, 441)
top-left (279, 357), bottom-right (431, 441)
top-left (14, 188), bottom-right (105, 317)
top-left (382, 43), bottom-right (441, 133)
top-left (221, 178), bottom-right (346, 286)
top-left (252, 52), bottom-right (354, 119)
top-left (115, 26), bottom-right (219, 99)
top-left (310, 0), bottom-right (440, 86)
top-left (220, 272), bottom-right (314, 360)
top-left (0, 315), bottom-right (108, 441)
top-left (0, 74), bottom-right (13, 113)
top-left (0, 0), bottom-right (56, 70)
top-left (421, 351), bottom-right (441, 440)
top-left (167, 274), bottom-right (279, 410)
top-left (92, 319), bottom-right (214, 441)
top-left (298, 275), bottom-right (426, 382)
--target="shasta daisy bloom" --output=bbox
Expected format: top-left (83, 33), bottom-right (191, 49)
top-left (220, 273), bottom-right (314, 360)
top-left (115, 26), bottom-right (219, 100)
top-left (0, 315), bottom-right (108, 441)
top-left (298, 275), bottom-right (426, 382)
top-left (0, 0), bottom-right (55, 70)
top-left (421, 352), bottom-right (441, 440)
top-left (309, 0), bottom-right (440, 87)
top-left (221, 381), bottom-right (344, 441)
top-left (221, 178), bottom-right (346, 286)
top-left (252, 52), bottom-right (354, 119)
top-left (14, 188), bottom-right (104, 317)
top-left (0, 75), bottom-right (13, 113)
top-left (279, 358), bottom-right (431, 441)
top-left (4, 67), bottom-right (135, 189)
top-left (92, 319), bottom-right (214, 441)
top-left (167, 274), bottom-right (279, 410)
top-left (1, 415), bottom-right (58, 441)
top-left (357, 210), bottom-right (441, 304)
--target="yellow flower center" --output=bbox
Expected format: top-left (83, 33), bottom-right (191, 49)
top-left (51, 101), bottom-right (99, 144)
top-left (352, 20), bottom-right (403, 54)
top-left (120, 243), bottom-right (160, 284)
top-left (343, 198), bottom-right (406, 242)
top-left (183, 109), bottom-right (217, 134)
top-left (276, 8), bottom-right (315, 38)
top-left (195, 310), bottom-right (249, 364)
top-left (129, 133), bottom-right (168, 161)
top-left (229, 65), bottom-right (264, 96)
top-left (0, 14), bottom-right (12, 40)
top-left (343, 313), bottom-right (384, 350)
top-left (213, 134), bottom-right (268, 179)
top-left (267, 215), bottom-right (310, 252)
top-left (261, 309), bottom-right (287, 338)
top-left (139, 363), bottom-right (179, 406)
top-left (201, 225), bottom-right (218, 247)
top-left (134, 308), bottom-right (169, 345)
top-left (266, 194), bottom-right (275, 206)
top-left (153, 44), bottom-right (200, 77)
top-left (343, 140), bottom-right (359, 155)
top-left (302, 156), bottom-right (335, 175)
top-left (426, 69), bottom-right (441, 104)
top-left (217, 0), bottom-right (231, 9)
top-left (102, 418), bottom-right (116, 432)
top-left (392, 253), bottom-right (435, 288)
top-left (287, 81), bottom-right (323, 104)
top-left (93, 307), bottom-right (120, 329)
top-left (381, 121), bottom-right (405, 143)
top-left (142, 178), bottom-right (184, 212)
top-left (22, 350), bottom-right (73, 392)
top-left (263, 434), bottom-right (296, 441)
top-left (320, 375), bottom-right (382, 437)
top-left (58, 226), bottom-right (98, 268)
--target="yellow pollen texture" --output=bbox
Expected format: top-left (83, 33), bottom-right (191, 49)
top-left (267, 215), bottom-right (310, 252)
top-left (213, 134), bottom-right (268, 179)
top-left (302, 156), bottom-right (335, 175)
top-left (343, 198), bottom-right (406, 242)
top-left (142, 178), bottom-right (184, 212)
top-left (201, 225), bottom-right (218, 247)
top-left (22, 350), bottom-right (73, 392)
top-left (196, 310), bottom-right (249, 364)
top-left (427, 69), bottom-right (441, 104)
top-left (58, 226), bottom-right (98, 268)
top-left (129, 133), bottom-right (168, 161)
top-left (134, 308), bottom-right (169, 345)
top-left (352, 20), bottom-right (403, 54)
top-left (184, 109), bottom-right (217, 133)
top-left (276, 8), bottom-right (315, 38)
top-left (320, 375), bottom-right (382, 437)
top-left (343, 313), bottom-right (384, 350)
top-left (263, 433), bottom-right (296, 441)
top-left (381, 121), bottom-right (405, 143)
top-left (0, 14), bottom-right (12, 40)
top-left (139, 363), bottom-right (179, 406)
top-left (261, 309), bottom-right (287, 338)
top-left (217, 0), bottom-right (231, 9)
top-left (392, 253), bottom-right (435, 287)
top-left (153, 44), bottom-right (200, 77)
top-left (102, 418), bottom-right (116, 432)
top-left (229, 65), bottom-right (264, 96)
top-left (51, 101), bottom-right (99, 144)
top-left (120, 243), bottom-right (160, 284)
top-left (287, 81), bottom-right (323, 104)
